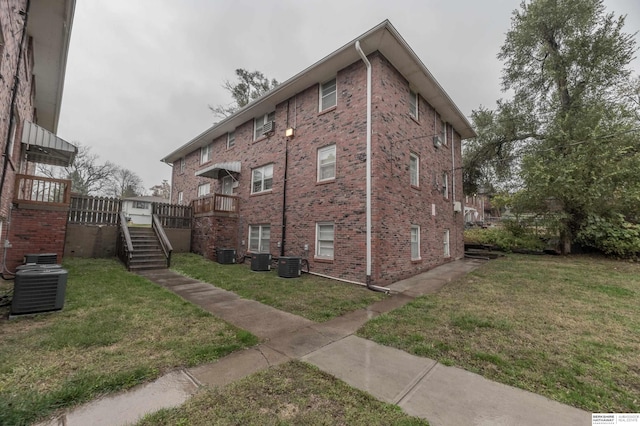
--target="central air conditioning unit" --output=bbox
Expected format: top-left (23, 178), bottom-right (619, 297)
top-left (278, 257), bottom-right (301, 278)
top-left (251, 253), bottom-right (272, 271)
top-left (453, 201), bottom-right (462, 212)
top-left (433, 135), bottom-right (443, 148)
top-left (217, 248), bottom-right (236, 264)
top-left (262, 120), bottom-right (275, 135)
top-left (23, 253), bottom-right (58, 264)
top-left (11, 267), bottom-right (68, 317)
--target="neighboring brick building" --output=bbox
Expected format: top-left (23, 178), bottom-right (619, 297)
top-left (162, 21), bottom-right (476, 286)
top-left (0, 0), bottom-right (76, 272)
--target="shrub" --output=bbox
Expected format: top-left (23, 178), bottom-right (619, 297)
top-left (464, 227), bottom-right (545, 252)
top-left (576, 214), bottom-right (640, 258)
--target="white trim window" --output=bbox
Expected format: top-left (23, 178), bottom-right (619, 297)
top-left (441, 120), bottom-right (448, 146)
top-left (254, 111), bottom-right (275, 140)
top-left (197, 183), bottom-right (210, 197)
top-left (409, 90), bottom-right (418, 119)
top-left (177, 191), bottom-right (184, 205)
top-left (179, 157), bottom-right (185, 174)
top-left (319, 78), bottom-right (337, 111)
top-left (443, 172), bottom-right (449, 199)
top-left (227, 131), bottom-right (235, 149)
top-left (444, 229), bottom-right (450, 257)
top-left (410, 153), bottom-right (419, 187)
top-left (249, 224), bottom-right (270, 253)
top-left (316, 222), bottom-right (335, 259)
top-left (251, 164), bottom-right (273, 194)
top-left (411, 225), bottom-right (420, 260)
top-left (200, 144), bottom-right (212, 164)
top-left (317, 144), bottom-right (336, 182)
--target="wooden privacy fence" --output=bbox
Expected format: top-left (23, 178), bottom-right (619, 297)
top-left (68, 195), bottom-right (121, 224)
top-left (153, 202), bottom-right (192, 229)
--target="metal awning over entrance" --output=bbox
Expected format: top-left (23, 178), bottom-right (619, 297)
top-left (22, 121), bottom-right (77, 167)
top-left (195, 161), bottom-right (241, 179)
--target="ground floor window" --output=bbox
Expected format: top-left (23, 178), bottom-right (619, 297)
top-left (444, 229), bottom-right (450, 257)
top-left (411, 225), bottom-right (420, 260)
top-left (316, 222), bottom-right (334, 259)
top-left (249, 225), bottom-right (270, 253)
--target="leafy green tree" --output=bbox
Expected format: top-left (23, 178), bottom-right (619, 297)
top-left (209, 69), bottom-right (279, 118)
top-left (464, 0), bottom-right (639, 253)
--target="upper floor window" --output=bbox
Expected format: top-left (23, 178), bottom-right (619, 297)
top-left (409, 90), bottom-right (418, 119)
top-left (200, 144), bottom-right (212, 164)
top-left (227, 131), bottom-right (235, 149)
top-left (443, 172), bottom-right (449, 199)
top-left (179, 157), bottom-right (185, 174)
top-left (197, 183), bottom-right (210, 197)
top-left (410, 153), bottom-right (419, 187)
top-left (251, 164), bottom-right (273, 194)
top-left (411, 225), bottom-right (421, 260)
top-left (319, 78), bottom-right (337, 111)
top-left (254, 111), bottom-right (275, 140)
top-left (441, 120), bottom-right (448, 146)
top-left (316, 222), bottom-right (335, 260)
top-left (317, 144), bottom-right (336, 182)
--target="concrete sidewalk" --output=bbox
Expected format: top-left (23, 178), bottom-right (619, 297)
top-left (40, 259), bottom-right (590, 426)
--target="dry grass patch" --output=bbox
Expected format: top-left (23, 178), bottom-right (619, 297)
top-left (358, 255), bottom-right (640, 412)
top-left (139, 361), bottom-right (428, 425)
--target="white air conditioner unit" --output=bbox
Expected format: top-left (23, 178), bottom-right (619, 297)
top-left (433, 135), bottom-right (443, 148)
top-left (453, 201), bottom-right (462, 212)
top-left (262, 121), bottom-right (275, 135)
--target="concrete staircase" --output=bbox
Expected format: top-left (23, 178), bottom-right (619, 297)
top-left (128, 227), bottom-right (168, 271)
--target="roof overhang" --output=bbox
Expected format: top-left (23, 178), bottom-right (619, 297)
top-left (22, 121), bottom-right (77, 167)
top-left (28, 0), bottom-right (76, 133)
top-left (161, 20), bottom-right (476, 165)
top-left (195, 161), bottom-right (241, 179)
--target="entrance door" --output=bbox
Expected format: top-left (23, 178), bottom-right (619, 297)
top-left (221, 175), bottom-right (233, 211)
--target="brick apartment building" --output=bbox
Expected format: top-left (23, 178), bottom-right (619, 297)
top-left (162, 20), bottom-right (476, 286)
top-left (0, 0), bottom-right (76, 272)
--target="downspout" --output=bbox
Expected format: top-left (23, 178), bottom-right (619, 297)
top-left (355, 41), bottom-right (389, 294)
top-left (0, 1), bottom-right (30, 207)
top-left (281, 100), bottom-right (291, 257)
top-left (450, 125), bottom-right (457, 256)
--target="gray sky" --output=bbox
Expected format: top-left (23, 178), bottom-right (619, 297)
top-left (56, 0), bottom-right (640, 191)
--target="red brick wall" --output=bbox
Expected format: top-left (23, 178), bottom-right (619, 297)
top-left (172, 52), bottom-right (465, 286)
top-left (192, 214), bottom-right (238, 260)
top-left (5, 205), bottom-right (69, 271)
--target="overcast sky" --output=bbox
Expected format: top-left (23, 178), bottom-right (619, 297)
top-left (56, 0), bottom-right (640, 192)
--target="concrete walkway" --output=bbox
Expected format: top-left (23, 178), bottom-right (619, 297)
top-left (40, 259), bottom-right (590, 426)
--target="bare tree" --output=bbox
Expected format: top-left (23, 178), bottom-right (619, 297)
top-left (209, 69), bottom-right (279, 118)
top-left (150, 179), bottom-right (170, 199)
top-left (108, 167), bottom-right (144, 198)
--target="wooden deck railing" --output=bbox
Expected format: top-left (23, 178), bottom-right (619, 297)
top-left (192, 193), bottom-right (239, 215)
top-left (152, 202), bottom-right (192, 229)
top-left (13, 174), bottom-right (71, 206)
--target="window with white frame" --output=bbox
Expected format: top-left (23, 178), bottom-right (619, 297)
top-left (177, 191), bottom-right (184, 205)
top-left (441, 120), bottom-right (448, 146)
top-left (319, 78), bottom-right (337, 111)
top-left (179, 157), bottom-right (185, 174)
top-left (444, 229), bottom-right (450, 257)
top-left (317, 144), bottom-right (336, 181)
top-left (409, 90), bottom-right (418, 119)
top-left (410, 153), bottom-right (419, 187)
top-left (227, 131), bottom-right (235, 149)
top-left (443, 172), bottom-right (449, 199)
top-left (411, 225), bottom-right (420, 260)
top-left (251, 164), bottom-right (273, 194)
top-left (249, 225), bottom-right (270, 253)
top-left (200, 144), bottom-right (212, 164)
top-left (316, 222), bottom-right (335, 259)
top-left (197, 183), bottom-right (210, 197)
top-left (254, 111), bottom-right (275, 140)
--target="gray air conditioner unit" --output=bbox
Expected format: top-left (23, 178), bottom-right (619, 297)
top-left (251, 253), bottom-right (272, 271)
top-left (278, 257), bottom-right (301, 278)
top-left (262, 121), bottom-right (275, 135)
top-left (433, 135), bottom-right (443, 148)
top-left (217, 248), bottom-right (236, 264)
top-left (24, 253), bottom-right (58, 264)
top-left (11, 268), bottom-right (68, 317)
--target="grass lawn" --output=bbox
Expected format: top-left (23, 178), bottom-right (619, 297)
top-left (139, 360), bottom-right (427, 426)
top-left (0, 258), bottom-right (258, 426)
top-left (171, 253), bottom-right (386, 322)
top-left (358, 254), bottom-right (640, 413)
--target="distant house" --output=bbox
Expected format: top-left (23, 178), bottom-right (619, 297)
top-left (161, 20), bottom-right (476, 286)
top-left (121, 196), bottom-right (169, 226)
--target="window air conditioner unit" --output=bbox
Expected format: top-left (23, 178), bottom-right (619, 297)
top-left (11, 268), bottom-right (68, 317)
top-left (23, 253), bottom-right (58, 264)
top-left (278, 257), bottom-right (301, 278)
top-left (217, 248), bottom-right (236, 264)
top-left (251, 253), bottom-right (272, 271)
top-left (454, 201), bottom-right (462, 212)
top-left (433, 135), bottom-right (443, 148)
top-left (262, 120), bottom-right (275, 135)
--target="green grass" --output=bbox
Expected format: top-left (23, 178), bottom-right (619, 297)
top-left (358, 254), bottom-right (640, 413)
top-left (171, 253), bottom-right (386, 322)
top-left (0, 258), bottom-right (258, 426)
top-left (138, 361), bottom-right (428, 426)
